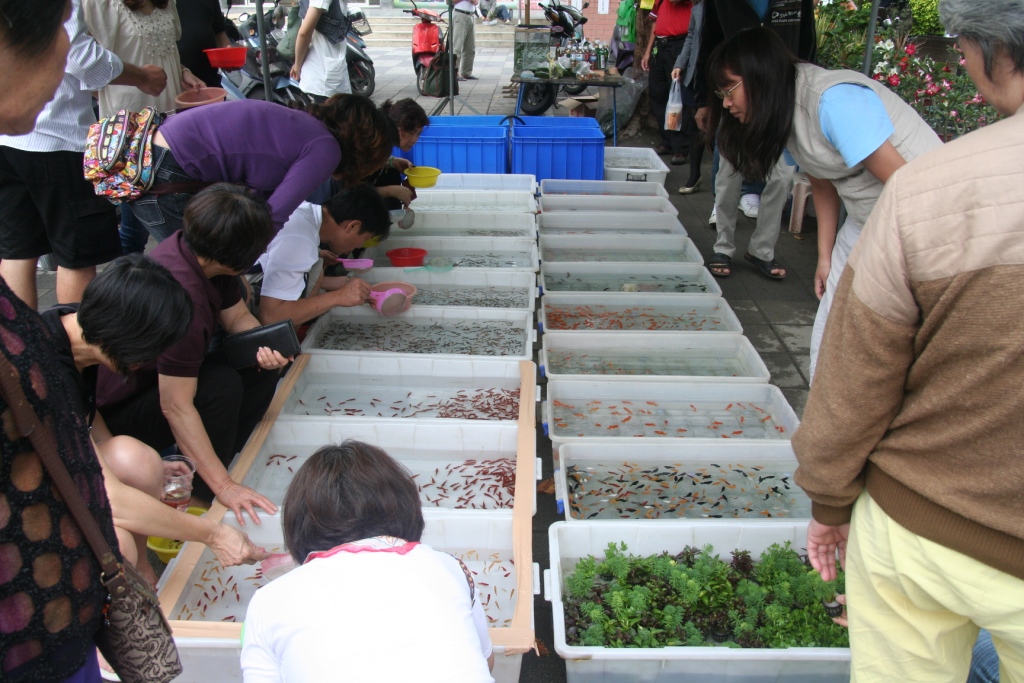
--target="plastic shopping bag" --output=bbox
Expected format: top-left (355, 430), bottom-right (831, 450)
top-left (665, 79), bottom-right (683, 131)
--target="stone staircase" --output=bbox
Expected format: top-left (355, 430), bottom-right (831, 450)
top-left (359, 9), bottom-right (519, 48)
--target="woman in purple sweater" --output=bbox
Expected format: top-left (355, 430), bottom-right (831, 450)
top-left (128, 94), bottom-right (395, 241)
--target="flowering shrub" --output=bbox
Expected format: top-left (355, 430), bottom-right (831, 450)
top-left (816, 1), bottom-right (1000, 139)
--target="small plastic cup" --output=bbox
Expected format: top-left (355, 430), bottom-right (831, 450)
top-left (161, 455), bottom-right (196, 511)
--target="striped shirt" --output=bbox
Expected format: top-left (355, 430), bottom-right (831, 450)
top-left (0, 0), bottom-right (123, 153)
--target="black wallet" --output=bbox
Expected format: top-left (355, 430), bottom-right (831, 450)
top-left (222, 320), bottom-right (300, 369)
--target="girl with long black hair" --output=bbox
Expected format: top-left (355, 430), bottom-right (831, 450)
top-left (706, 27), bottom-right (941, 376)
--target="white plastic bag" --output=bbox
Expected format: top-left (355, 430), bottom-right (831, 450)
top-left (665, 79), bottom-right (683, 131)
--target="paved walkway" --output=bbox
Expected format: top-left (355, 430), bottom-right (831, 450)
top-left (35, 49), bottom-right (823, 681)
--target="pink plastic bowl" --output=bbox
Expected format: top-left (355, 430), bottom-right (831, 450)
top-left (174, 87), bottom-right (227, 109)
top-left (371, 281), bottom-right (417, 312)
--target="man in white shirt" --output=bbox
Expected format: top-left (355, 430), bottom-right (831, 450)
top-left (0, 0), bottom-right (167, 310)
top-left (257, 184), bottom-right (390, 327)
top-left (449, 0), bottom-right (479, 80)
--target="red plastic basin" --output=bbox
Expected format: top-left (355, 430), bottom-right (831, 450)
top-left (386, 248), bottom-right (427, 267)
top-left (204, 47), bottom-right (247, 68)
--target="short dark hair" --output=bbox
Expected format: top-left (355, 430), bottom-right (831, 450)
top-left (283, 440), bottom-right (425, 564)
top-left (0, 0), bottom-right (67, 58)
top-left (78, 255), bottom-right (193, 374)
top-left (707, 27), bottom-right (798, 182)
top-left (381, 98), bottom-right (429, 134)
top-left (324, 184), bottom-right (391, 240)
top-left (183, 183), bottom-right (274, 272)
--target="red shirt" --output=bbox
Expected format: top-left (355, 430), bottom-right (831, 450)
top-left (651, 0), bottom-right (692, 38)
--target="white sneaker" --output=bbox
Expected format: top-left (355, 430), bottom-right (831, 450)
top-left (739, 193), bottom-right (760, 219)
top-left (708, 206), bottom-right (717, 225)
top-left (484, 19), bottom-right (498, 25)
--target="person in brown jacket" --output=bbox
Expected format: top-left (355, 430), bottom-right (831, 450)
top-left (792, 1), bottom-right (1024, 680)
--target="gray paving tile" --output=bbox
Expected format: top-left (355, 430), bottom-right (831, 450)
top-left (774, 324), bottom-right (813, 355)
top-left (38, 289), bottom-right (57, 311)
top-left (742, 324), bottom-right (784, 354)
top-left (757, 299), bottom-right (820, 326)
top-left (728, 299), bottom-right (767, 325)
top-left (759, 353), bottom-right (808, 388)
top-left (780, 387), bottom-right (809, 419)
top-left (793, 353), bottom-right (812, 386)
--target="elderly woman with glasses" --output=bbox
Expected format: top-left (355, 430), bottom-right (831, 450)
top-left (705, 26), bottom-right (941, 377)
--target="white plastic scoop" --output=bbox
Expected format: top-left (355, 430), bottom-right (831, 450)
top-left (368, 287), bottom-right (408, 316)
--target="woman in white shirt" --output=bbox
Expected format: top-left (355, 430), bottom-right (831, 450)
top-left (241, 440), bottom-right (495, 683)
top-left (82, 0), bottom-right (203, 117)
top-left (290, 0), bottom-right (351, 100)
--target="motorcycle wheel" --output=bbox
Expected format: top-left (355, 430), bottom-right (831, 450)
top-left (246, 85), bottom-right (312, 106)
top-left (519, 83), bottom-right (556, 115)
top-left (349, 59), bottom-right (376, 98)
top-left (562, 82), bottom-right (588, 96)
top-left (415, 64), bottom-right (428, 97)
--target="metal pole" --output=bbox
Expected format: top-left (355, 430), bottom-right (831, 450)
top-left (255, 0), bottom-right (274, 101)
top-left (861, 0), bottom-right (881, 76)
top-left (448, 3), bottom-right (456, 115)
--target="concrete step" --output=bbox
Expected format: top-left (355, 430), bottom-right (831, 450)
top-left (362, 20), bottom-right (516, 48)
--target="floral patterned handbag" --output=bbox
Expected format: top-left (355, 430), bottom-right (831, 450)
top-left (83, 106), bottom-right (163, 204)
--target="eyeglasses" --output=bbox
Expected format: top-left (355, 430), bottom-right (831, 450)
top-left (714, 80), bottom-right (743, 101)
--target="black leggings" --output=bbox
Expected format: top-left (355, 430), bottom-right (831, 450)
top-left (681, 104), bottom-right (705, 187)
top-left (101, 356), bottom-right (282, 502)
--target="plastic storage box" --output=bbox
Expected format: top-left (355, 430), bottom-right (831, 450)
top-left (542, 380), bottom-right (799, 450)
top-left (278, 354), bottom-right (533, 422)
top-left (411, 125), bottom-right (509, 174)
top-left (603, 147), bottom-right (672, 184)
top-left (538, 211), bottom-right (685, 236)
top-left (539, 293), bottom-right (742, 334)
top-left (512, 116), bottom-right (601, 129)
top-left (427, 115), bottom-right (509, 126)
top-left (539, 331), bottom-right (769, 383)
top-left (427, 173), bottom-right (538, 193)
top-left (546, 520), bottom-right (849, 682)
top-left (362, 236), bottom-right (540, 272)
top-left (157, 511), bottom-right (538, 683)
top-left (399, 211), bottom-right (538, 239)
top-left (363, 269), bottom-right (538, 311)
top-left (539, 194), bottom-right (676, 214)
top-left (540, 178), bottom-right (670, 199)
top-left (539, 263), bottom-right (718, 296)
top-left (511, 126), bottom-right (605, 182)
top-left (539, 234), bottom-right (703, 265)
top-left (553, 441), bottom-right (806, 521)
top-left (410, 190), bottom-right (538, 213)
top-left (301, 307), bottom-right (537, 361)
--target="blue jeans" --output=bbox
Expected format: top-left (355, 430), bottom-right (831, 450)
top-left (126, 145), bottom-right (197, 243)
top-left (968, 630), bottom-right (1000, 683)
top-left (119, 203), bottom-right (149, 254)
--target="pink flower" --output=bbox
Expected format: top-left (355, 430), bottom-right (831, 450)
top-left (888, 74), bottom-right (901, 87)
top-left (905, 44), bottom-right (917, 56)
top-left (942, 79), bottom-right (953, 90)
top-left (925, 83), bottom-right (941, 96)
top-left (872, 73), bottom-right (884, 81)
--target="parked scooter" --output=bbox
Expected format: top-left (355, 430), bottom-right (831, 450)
top-left (518, 0), bottom-right (590, 115)
top-left (403, 0), bottom-right (446, 96)
top-left (221, 6), bottom-right (309, 104)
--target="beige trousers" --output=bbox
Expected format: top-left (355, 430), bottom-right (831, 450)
top-left (451, 10), bottom-right (476, 78)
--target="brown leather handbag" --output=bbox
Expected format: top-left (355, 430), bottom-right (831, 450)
top-left (0, 359), bottom-right (183, 683)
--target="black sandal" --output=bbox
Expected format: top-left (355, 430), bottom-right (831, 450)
top-left (744, 252), bottom-right (786, 280)
top-left (709, 253), bottom-right (731, 278)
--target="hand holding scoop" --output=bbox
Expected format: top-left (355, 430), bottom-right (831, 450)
top-left (368, 287), bottom-right (408, 316)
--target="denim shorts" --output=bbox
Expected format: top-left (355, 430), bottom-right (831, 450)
top-left (127, 145), bottom-right (198, 243)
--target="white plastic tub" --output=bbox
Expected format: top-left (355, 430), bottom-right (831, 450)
top-left (157, 511), bottom-right (538, 683)
top-left (237, 419), bottom-right (536, 512)
top-left (603, 147), bottom-right (672, 184)
top-left (364, 236), bottom-right (540, 272)
top-left (539, 211), bottom-right (685, 236)
top-left (539, 293), bottom-right (742, 334)
top-left (553, 441), bottom-right (806, 521)
top-left (429, 173), bottom-right (538, 193)
top-left (539, 331), bottom-right (769, 383)
top-left (410, 190), bottom-right (538, 213)
top-left (363, 269), bottom-right (538, 311)
top-left (546, 520), bottom-right (849, 682)
top-left (397, 211), bottom-right (538, 239)
top-left (539, 234), bottom-right (703, 265)
top-left (542, 380), bottom-right (799, 450)
top-left (539, 195), bottom-right (676, 214)
top-left (540, 178), bottom-right (669, 199)
top-left (278, 354), bottom-right (529, 422)
top-left (301, 307), bottom-right (536, 361)
top-left (540, 263), bottom-right (718, 296)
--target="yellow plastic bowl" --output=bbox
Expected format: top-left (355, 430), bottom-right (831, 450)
top-left (147, 506), bottom-right (209, 564)
top-left (404, 166), bottom-right (442, 188)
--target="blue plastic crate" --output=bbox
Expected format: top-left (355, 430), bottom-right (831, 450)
top-left (427, 115), bottom-right (509, 127)
top-left (411, 126), bottom-right (509, 173)
top-left (512, 116), bottom-right (600, 129)
top-left (510, 126), bottom-right (605, 181)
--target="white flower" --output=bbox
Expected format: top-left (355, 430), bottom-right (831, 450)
top-left (882, 39), bottom-right (895, 50)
